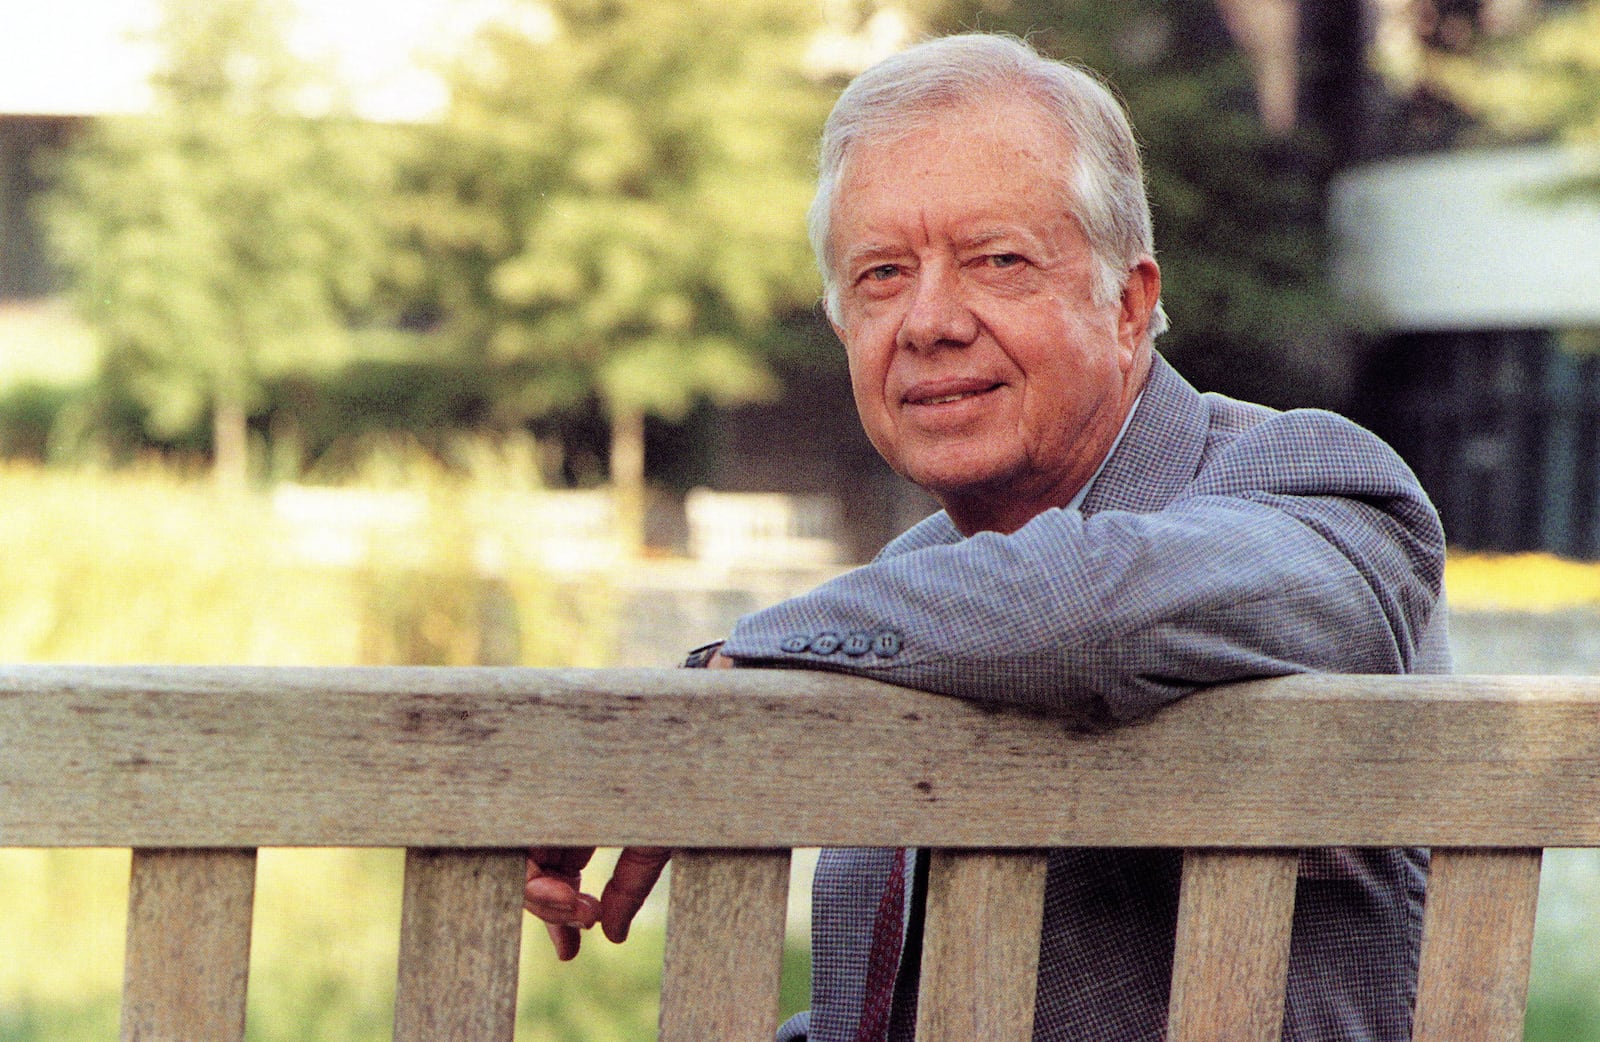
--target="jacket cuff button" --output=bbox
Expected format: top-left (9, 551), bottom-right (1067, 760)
top-left (810, 632), bottom-right (842, 654)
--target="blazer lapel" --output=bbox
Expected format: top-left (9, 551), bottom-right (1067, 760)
top-left (1080, 354), bottom-right (1209, 517)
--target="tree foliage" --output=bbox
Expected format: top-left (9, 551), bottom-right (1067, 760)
top-left (395, 0), bottom-right (833, 429)
top-left (34, 0), bottom-right (1365, 484)
top-left (1424, 0), bottom-right (1600, 195)
top-left (41, 0), bottom-right (396, 483)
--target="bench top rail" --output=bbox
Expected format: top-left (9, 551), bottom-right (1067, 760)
top-left (4, 666), bottom-right (1600, 849)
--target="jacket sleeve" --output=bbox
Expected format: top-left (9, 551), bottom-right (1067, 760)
top-left (717, 410), bottom-right (1446, 723)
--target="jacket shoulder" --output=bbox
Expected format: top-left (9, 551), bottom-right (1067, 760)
top-left (1193, 397), bottom-right (1424, 499)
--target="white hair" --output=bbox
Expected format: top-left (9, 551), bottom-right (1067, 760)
top-left (809, 33), bottom-right (1168, 338)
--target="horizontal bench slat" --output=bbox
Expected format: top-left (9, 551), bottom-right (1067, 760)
top-left (7, 667), bottom-right (1600, 849)
top-left (122, 848), bottom-right (256, 1042)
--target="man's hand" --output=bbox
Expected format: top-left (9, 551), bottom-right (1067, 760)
top-left (524, 846), bottom-right (672, 960)
top-left (524, 650), bottom-right (726, 958)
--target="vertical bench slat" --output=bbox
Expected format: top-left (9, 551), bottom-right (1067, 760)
top-left (1167, 848), bottom-right (1298, 1042)
top-left (393, 848), bottom-right (525, 1042)
top-left (1413, 847), bottom-right (1543, 1042)
top-left (915, 849), bottom-right (1050, 1042)
top-left (121, 848), bottom-right (257, 1042)
top-left (659, 849), bottom-right (793, 1042)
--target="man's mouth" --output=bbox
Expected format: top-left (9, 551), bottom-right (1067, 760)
top-left (905, 382), bottom-right (1002, 407)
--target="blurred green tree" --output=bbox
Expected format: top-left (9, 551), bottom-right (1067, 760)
top-left (1424, 0), bottom-right (1600, 193)
top-left (393, 0), bottom-right (832, 545)
top-left (903, 0), bottom-right (1351, 408)
top-left (42, 0), bottom-right (396, 485)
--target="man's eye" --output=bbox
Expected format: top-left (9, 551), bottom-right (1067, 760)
top-left (865, 264), bottom-right (900, 281)
top-left (988, 253), bottom-right (1024, 268)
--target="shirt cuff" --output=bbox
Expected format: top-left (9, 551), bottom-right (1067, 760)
top-left (680, 640), bottom-right (725, 669)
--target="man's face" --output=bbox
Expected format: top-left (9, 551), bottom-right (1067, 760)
top-left (827, 97), bottom-right (1159, 535)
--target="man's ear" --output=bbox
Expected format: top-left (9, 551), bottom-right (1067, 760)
top-left (1118, 257), bottom-right (1162, 356)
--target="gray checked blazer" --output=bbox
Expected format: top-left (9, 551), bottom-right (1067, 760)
top-left (721, 356), bottom-right (1450, 1042)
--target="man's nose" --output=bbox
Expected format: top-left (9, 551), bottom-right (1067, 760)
top-left (896, 266), bottom-right (978, 352)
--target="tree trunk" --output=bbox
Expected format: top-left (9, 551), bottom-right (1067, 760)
top-left (212, 394), bottom-right (249, 490)
top-left (1215, 0), bottom-right (1300, 134)
top-left (610, 404), bottom-right (646, 556)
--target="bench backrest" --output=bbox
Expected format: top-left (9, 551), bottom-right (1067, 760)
top-left (3, 665), bottom-right (1590, 1042)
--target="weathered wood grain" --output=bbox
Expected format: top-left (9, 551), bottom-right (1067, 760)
top-left (393, 849), bottom-right (525, 1042)
top-left (915, 850), bottom-right (1049, 1042)
top-left (1167, 849), bottom-right (1299, 1042)
top-left (4, 667), bottom-right (1600, 848)
top-left (121, 848), bottom-right (256, 1042)
top-left (659, 849), bottom-right (791, 1042)
top-left (1413, 847), bottom-right (1544, 1042)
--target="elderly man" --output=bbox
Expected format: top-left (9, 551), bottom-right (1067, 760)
top-left (525, 32), bottom-right (1447, 1042)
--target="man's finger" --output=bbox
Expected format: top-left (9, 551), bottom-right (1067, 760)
top-left (525, 846), bottom-right (598, 911)
top-left (600, 846), bottom-right (672, 943)
top-left (545, 921), bottom-right (583, 961)
top-left (524, 848), bottom-right (603, 963)
top-left (523, 875), bottom-right (601, 924)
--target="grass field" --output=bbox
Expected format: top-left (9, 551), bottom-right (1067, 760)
top-left (0, 847), bottom-right (811, 1042)
top-left (0, 461), bottom-right (805, 1040)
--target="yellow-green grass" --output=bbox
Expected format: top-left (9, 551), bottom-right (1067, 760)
top-left (0, 848), bottom-right (747, 1042)
top-left (0, 462), bottom-right (799, 1041)
top-left (0, 463), bottom-right (616, 666)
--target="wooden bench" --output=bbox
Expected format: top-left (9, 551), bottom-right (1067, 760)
top-left (1, 665), bottom-right (1590, 1042)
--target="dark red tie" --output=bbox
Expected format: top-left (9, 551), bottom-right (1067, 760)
top-left (851, 848), bottom-right (907, 1042)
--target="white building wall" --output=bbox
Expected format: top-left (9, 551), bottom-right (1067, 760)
top-left (1331, 145), bottom-right (1600, 332)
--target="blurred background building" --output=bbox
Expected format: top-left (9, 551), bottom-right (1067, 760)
top-left (1313, 0), bottom-right (1600, 560)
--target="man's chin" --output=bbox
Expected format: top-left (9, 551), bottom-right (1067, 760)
top-left (903, 457), bottom-right (1021, 500)
top-left (907, 473), bottom-right (1034, 531)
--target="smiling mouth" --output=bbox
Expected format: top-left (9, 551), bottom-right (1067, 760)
top-left (907, 384), bottom-right (1001, 406)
